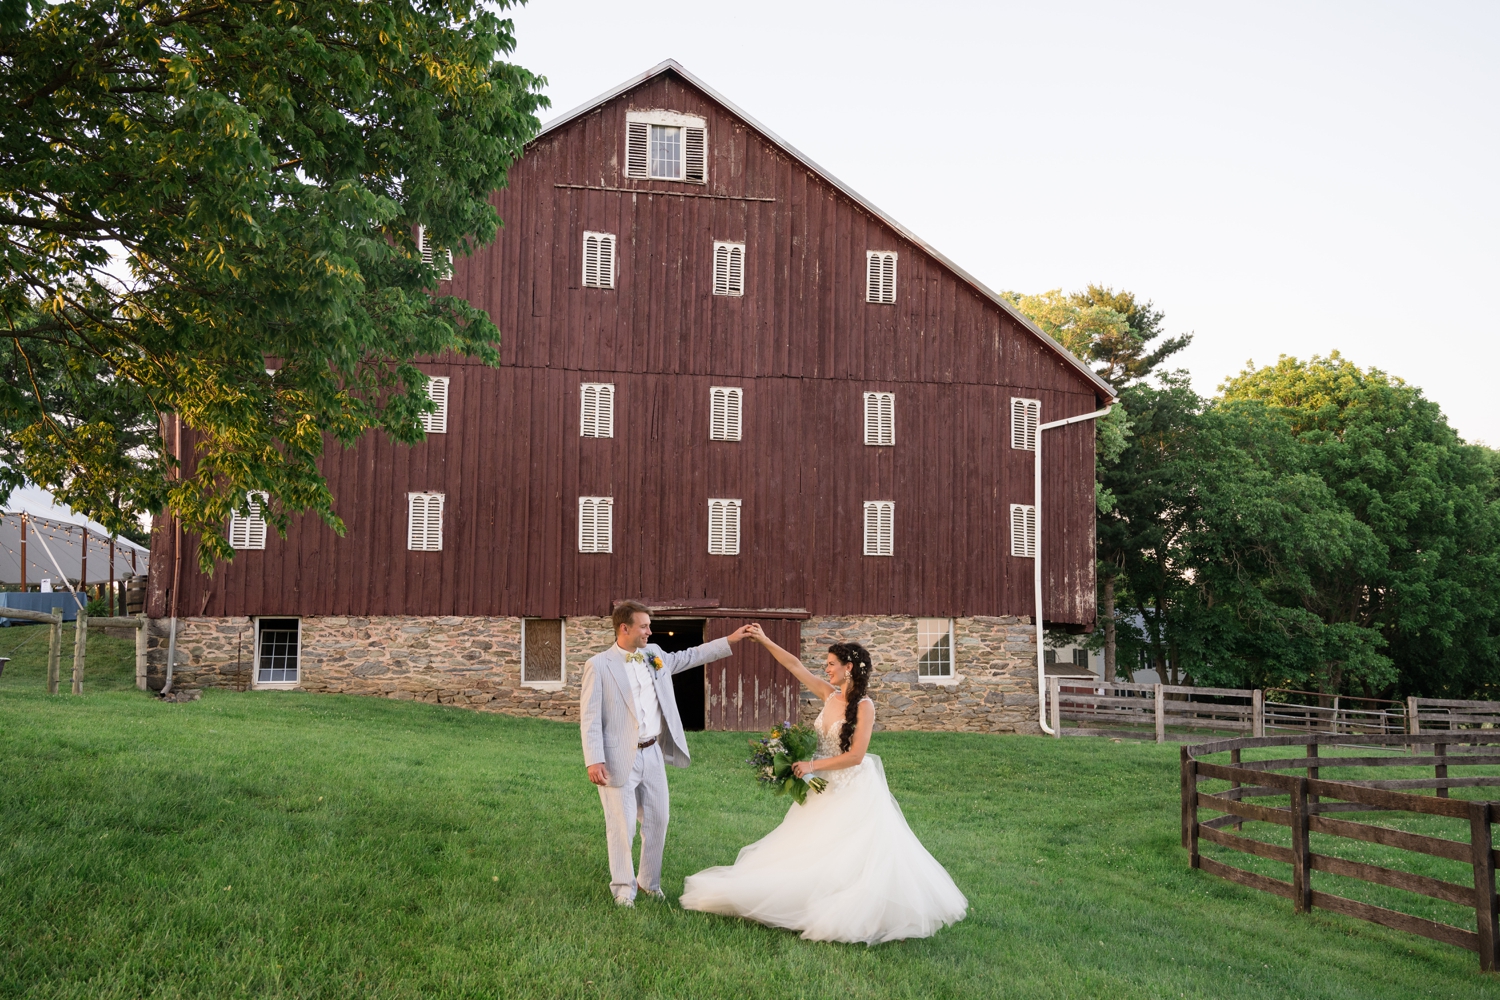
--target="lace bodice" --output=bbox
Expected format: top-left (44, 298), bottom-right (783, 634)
top-left (813, 696), bottom-right (873, 760)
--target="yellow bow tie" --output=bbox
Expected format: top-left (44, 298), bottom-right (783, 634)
top-left (626, 652), bottom-right (646, 664)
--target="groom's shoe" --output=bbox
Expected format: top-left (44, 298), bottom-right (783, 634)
top-left (639, 888), bottom-right (666, 902)
top-left (613, 893), bottom-right (635, 908)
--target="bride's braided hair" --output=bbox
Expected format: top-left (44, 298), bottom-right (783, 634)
top-left (828, 642), bottom-right (873, 753)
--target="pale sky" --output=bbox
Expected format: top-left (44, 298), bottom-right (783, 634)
top-left (507, 1), bottom-right (1499, 444)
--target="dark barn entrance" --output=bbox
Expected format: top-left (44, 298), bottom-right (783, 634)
top-left (652, 618), bottom-right (706, 731)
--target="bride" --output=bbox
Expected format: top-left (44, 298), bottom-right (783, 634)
top-left (679, 625), bottom-right (968, 944)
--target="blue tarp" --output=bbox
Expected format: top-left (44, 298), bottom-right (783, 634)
top-left (0, 591), bottom-right (82, 624)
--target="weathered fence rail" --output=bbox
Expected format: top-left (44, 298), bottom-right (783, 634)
top-left (0, 609), bottom-right (146, 694)
top-left (1410, 697), bottom-right (1500, 733)
top-left (1182, 732), bottom-right (1500, 970)
top-left (1264, 690), bottom-right (1408, 736)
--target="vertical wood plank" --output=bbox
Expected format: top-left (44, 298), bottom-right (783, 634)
top-left (1471, 801), bottom-right (1498, 973)
top-left (1291, 777), bottom-right (1313, 913)
top-left (48, 607), bottom-right (62, 694)
top-left (71, 613), bottom-right (88, 695)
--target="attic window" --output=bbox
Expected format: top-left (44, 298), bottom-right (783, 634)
top-left (625, 111), bottom-right (707, 183)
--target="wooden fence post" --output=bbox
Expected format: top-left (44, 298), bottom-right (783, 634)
top-left (47, 607), bottom-right (62, 695)
top-left (1407, 695), bottom-right (1420, 735)
top-left (1291, 776), bottom-right (1312, 914)
top-left (1154, 683), bottom-right (1165, 744)
top-left (1252, 689), bottom-right (1265, 737)
top-left (1048, 675), bottom-right (1061, 737)
top-left (70, 613), bottom-right (87, 695)
top-left (1307, 741), bottom-right (1320, 812)
top-left (135, 616), bottom-right (148, 691)
top-left (1436, 741), bottom-right (1449, 799)
top-left (1472, 801), bottom-right (1498, 973)
top-left (1180, 746), bottom-right (1198, 858)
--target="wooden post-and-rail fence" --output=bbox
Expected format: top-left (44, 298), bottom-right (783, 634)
top-left (0, 608), bottom-right (146, 694)
top-left (1182, 732), bottom-right (1500, 971)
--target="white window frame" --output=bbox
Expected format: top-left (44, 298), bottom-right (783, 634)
top-left (1011, 503), bottom-right (1037, 558)
top-left (228, 492), bottom-right (269, 550)
top-left (863, 391), bottom-right (895, 446)
top-left (863, 501), bottom-right (894, 557)
top-left (578, 496), bottom-right (614, 553)
top-left (251, 616), bottom-right (301, 690)
top-left (421, 376), bottom-right (450, 434)
top-left (416, 225), bottom-right (453, 281)
top-left (624, 110), bottom-right (707, 183)
top-left (521, 618), bottom-right (567, 691)
top-left (917, 617), bottom-right (958, 685)
top-left (709, 386), bottom-right (743, 441)
top-left (582, 231), bottom-right (616, 289)
top-left (712, 241), bottom-right (745, 296)
top-left (707, 498), bottom-right (742, 556)
top-left (408, 492), bottom-right (445, 551)
top-left (580, 383), bottom-right (615, 438)
top-left (866, 250), bottom-right (897, 304)
top-left (1011, 397), bottom-right (1040, 451)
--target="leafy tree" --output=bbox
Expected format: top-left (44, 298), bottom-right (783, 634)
top-left (0, 0), bottom-right (545, 567)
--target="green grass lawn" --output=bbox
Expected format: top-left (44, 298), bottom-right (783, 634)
top-left (0, 630), bottom-right (1495, 999)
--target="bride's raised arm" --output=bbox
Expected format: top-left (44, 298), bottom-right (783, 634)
top-left (745, 624), bottom-right (836, 701)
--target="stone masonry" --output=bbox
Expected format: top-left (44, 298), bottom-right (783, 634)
top-left (145, 613), bottom-right (1039, 734)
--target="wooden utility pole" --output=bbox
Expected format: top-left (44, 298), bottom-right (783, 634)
top-left (18, 513), bottom-right (26, 591)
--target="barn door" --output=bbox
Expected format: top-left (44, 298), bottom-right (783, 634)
top-left (703, 618), bottom-right (802, 731)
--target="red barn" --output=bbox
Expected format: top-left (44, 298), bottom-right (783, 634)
top-left (148, 61), bottom-right (1115, 734)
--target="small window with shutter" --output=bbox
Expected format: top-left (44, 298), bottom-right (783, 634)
top-left (582, 232), bottom-right (616, 289)
top-left (863, 501), bottom-right (894, 556)
top-left (578, 496), bottom-right (614, 553)
top-left (712, 241), bottom-right (745, 296)
top-left (1010, 503), bottom-right (1037, 558)
top-left (624, 111), bottom-right (707, 183)
top-left (580, 383), bottom-right (615, 438)
top-left (522, 618), bottom-right (565, 688)
top-left (1011, 398), bottom-right (1040, 451)
top-left (420, 376), bottom-right (450, 434)
top-left (228, 492), bottom-right (269, 550)
top-left (408, 492), bottom-right (445, 551)
top-left (863, 391), bottom-right (895, 446)
top-left (707, 498), bottom-right (741, 556)
top-left (709, 386), bottom-right (742, 441)
top-left (416, 225), bottom-right (453, 281)
top-left (866, 250), bottom-right (897, 304)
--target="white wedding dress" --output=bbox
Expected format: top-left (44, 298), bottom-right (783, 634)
top-left (679, 697), bottom-right (968, 944)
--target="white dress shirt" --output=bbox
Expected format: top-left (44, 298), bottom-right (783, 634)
top-left (617, 644), bottom-right (662, 741)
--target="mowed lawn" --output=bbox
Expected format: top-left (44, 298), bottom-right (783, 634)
top-left (0, 630), bottom-right (1494, 999)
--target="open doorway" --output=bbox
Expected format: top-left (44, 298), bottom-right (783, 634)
top-left (652, 618), bottom-right (706, 731)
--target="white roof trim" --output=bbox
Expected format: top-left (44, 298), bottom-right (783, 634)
top-left (536, 59), bottom-right (1117, 402)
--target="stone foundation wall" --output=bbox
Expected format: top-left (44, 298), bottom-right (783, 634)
top-left (146, 613), bottom-right (1039, 734)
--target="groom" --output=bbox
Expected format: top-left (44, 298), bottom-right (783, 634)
top-left (580, 600), bottom-right (752, 906)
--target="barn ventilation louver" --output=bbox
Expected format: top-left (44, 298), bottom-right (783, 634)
top-left (707, 498), bottom-right (741, 556)
top-left (582, 232), bottom-right (616, 288)
top-left (416, 225), bottom-right (452, 281)
top-left (420, 376), bottom-right (450, 434)
top-left (578, 497), bottom-right (614, 553)
top-left (228, 492), bottom-right (269, 550)
top-left (408, 493), bottom-right (445, 551)
top-left (1010, 503), bottom-right (1037, 558)
top-left (863, 501), bottom-right (894, 556)
top-left (863, 392), bottom-right (895, 446)
top-left (709, 386), bottom-right (742, 441)
top-left (712, 241), bottom-right (745, 296)
top-left (866, 251), bottom-right (897, 304)
top-left (580, 383), bottom-right (615, 438)
top-left (1011, 398), bottom-right (1040, 451)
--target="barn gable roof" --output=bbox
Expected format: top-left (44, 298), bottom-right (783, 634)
top-left (536, 59), bottom-right (1117, 403)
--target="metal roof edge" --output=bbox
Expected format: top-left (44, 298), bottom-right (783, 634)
top-left (534, 60), bottom-right (1117, 403)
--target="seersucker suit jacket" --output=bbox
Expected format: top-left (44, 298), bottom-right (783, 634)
top-left (580, 637), bottom-right (733, 786)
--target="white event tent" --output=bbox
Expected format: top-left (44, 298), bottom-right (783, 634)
top-left (0, 486), bottom-right (151, 589)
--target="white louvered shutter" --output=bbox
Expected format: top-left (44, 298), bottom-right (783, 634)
top-left (863, 501), bottom-right (894, 556)
top-left (228, 492), bottom-right (268, 550)
top-left (421, 376), bottom-right (450, 434)
top-left (863, 391), bottom-right (895, 446)
top-left (707, 498), bottom-right (741, 555)
top-left (1010, 504), bottom-right (1037, 558)
top-left (709, 386), bottom-right (742, 441)
top-left (580, 383), bottom-right (615, 438)
top-left (866, 251), bottom-right (897, 304)
top-left (626, 120), bottom-right (650, 178)
top-left (712, 241), bottom-right (745, 296)
top-left (684, 125), bottom-right (707, 183)
top-left (578, 497), bottom-right (614, 553)
top-left (1011, 398), bottom-right (1040, 451)
top-left (582, 232), bottom-right (615, 289)
top-left (408, 493), bottom-right (444, 551)
top-left (417, 226), bottom-right (452, 280)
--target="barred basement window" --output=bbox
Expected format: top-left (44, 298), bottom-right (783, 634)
top-left (709, 386), bottom-right (742, 441)
top-left (254, 618), bottom-right (300, 687)
top-left (228, 492), bottom-right (268, 550)
top-left (582, 231), bottom-right (616, 288)
top-left (625, 111), bottom-right (707, 183)
top-left (408, 492), bottom-right (445, 551)
top-left (863, 392), bottom-right (895, 446)
top-left (1010, 503), bottom-right (1037, 558)
top-left (579, 496), bottom-right (614, 553)
top-left (712, 241), bottom-right (745, 295)
top-left (522, 618), bottom-right (565, 688)
top-left (917, 618), bottom-right (954, 681)
top-left (707, 498), bottom-right (741, 556)
top-left (416, 225), bottom-right (453, 280)
top-left (1011, 397), bottom-right (1040, 451)
top-left (866, 250), bottom-right (897, 304)
top-left (420, 376), bottom-right (450, 434)
top-left (580, 383), bottom-right (615, 438)
top-left (863, 501), bottom-right (894, 556)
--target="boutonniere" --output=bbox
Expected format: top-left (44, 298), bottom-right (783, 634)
top-left (651, 653), bottom-right (665, 672)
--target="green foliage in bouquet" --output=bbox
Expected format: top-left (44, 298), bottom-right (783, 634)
top-left (745, 721), bottom-right (828, 805)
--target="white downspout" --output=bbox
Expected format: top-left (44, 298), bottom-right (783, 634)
top-left (1036, 404), bottom-right (1113, 734)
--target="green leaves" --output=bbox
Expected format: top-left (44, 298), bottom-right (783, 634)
top-left (0, 0), bottom-right (545, 568)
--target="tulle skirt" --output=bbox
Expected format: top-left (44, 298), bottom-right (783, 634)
top-left (679, 754), bottom-right (968, 944)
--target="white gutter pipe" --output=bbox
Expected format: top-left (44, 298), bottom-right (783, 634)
top-left (1035, 404), bottom-right (1113, 735)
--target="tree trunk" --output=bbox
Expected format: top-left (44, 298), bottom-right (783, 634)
top-left (1102, 574), bottom-right (1117, 682)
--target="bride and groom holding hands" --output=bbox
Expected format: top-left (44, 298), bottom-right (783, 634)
top-left (579, 600), bottom-right (967, 945)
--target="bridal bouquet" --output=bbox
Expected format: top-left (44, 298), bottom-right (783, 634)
top-left (746, 721), bottom-right (828, 805)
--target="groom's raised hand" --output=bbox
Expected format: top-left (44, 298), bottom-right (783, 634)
top-left (727, 624), bottom-right (756, 644)
top-left (587, 763), bottom-right (609, 786)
